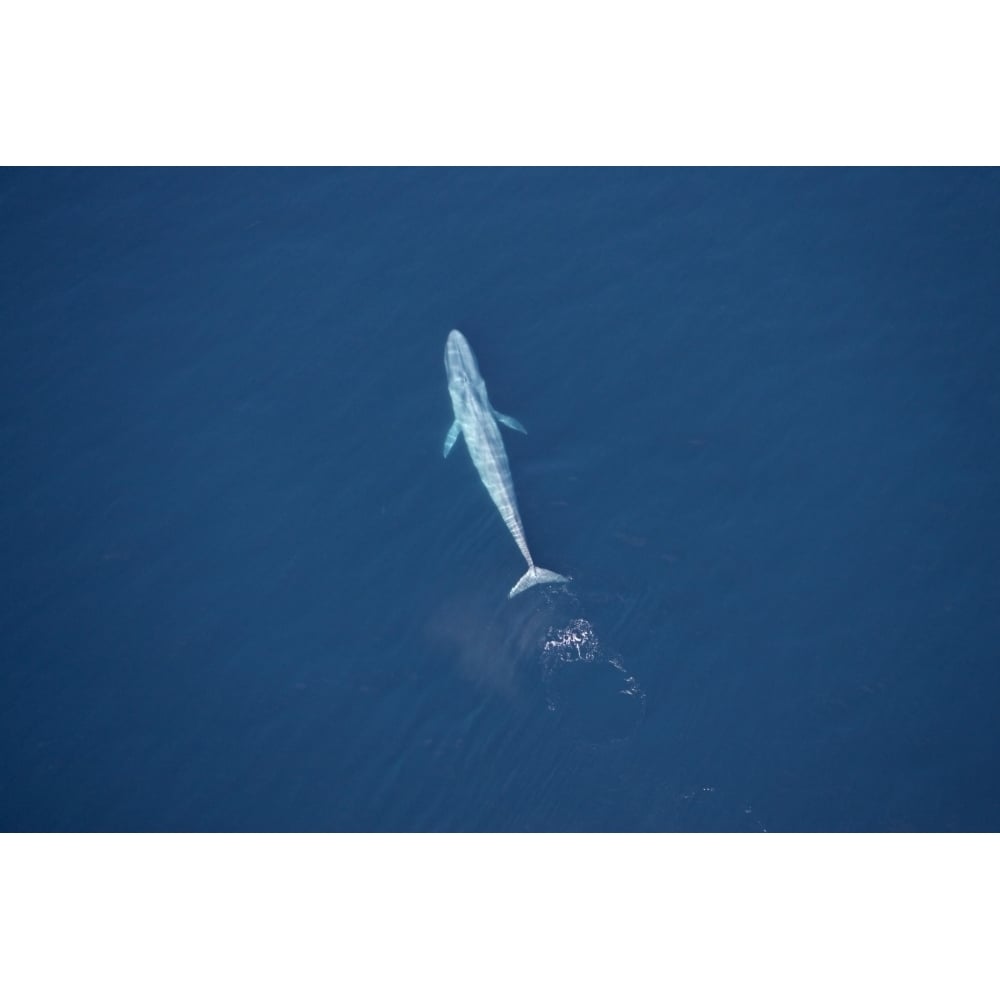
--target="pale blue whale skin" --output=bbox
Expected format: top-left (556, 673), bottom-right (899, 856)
top-left (443, 329), bottom-right (569, 598)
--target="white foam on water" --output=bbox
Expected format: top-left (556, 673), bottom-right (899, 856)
top-left (541, 617), bottom-right (646, 745)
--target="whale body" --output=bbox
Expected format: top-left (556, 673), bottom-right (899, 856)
top-left (443, 329), bottom-right (569, 598)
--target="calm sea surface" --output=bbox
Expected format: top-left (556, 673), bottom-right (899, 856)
top-left (2, 167), bottom-right (998, 831)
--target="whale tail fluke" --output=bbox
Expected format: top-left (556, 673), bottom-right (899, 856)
top-left (509, 565), bottom-right (570, 599)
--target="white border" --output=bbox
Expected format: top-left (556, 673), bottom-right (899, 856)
top-left (3, 2), bottom-right (998, 164)
top-left (1, 835), bottom-right (996, 997)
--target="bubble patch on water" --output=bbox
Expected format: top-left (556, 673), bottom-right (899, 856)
top-left (541, 617), bottom-right (646, 744)
top-left (543, 618), bottom-right (600, 665)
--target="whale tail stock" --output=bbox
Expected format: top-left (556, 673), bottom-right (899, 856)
top-left (509, 565), bottom-right (570, 599)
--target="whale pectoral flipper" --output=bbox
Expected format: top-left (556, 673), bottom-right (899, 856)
top-left (493, 409), bottom-right (527, 434)
top-left (443, 420), bottom-right (461, 457)
top-left (509, 565), bottom-right (570, 599)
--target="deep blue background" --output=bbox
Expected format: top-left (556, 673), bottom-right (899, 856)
top-left (2, 168), bottom-right (998, 831)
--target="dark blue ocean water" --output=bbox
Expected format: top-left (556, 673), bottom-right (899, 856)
top-left (2, 168), bottom-right (998, 832)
